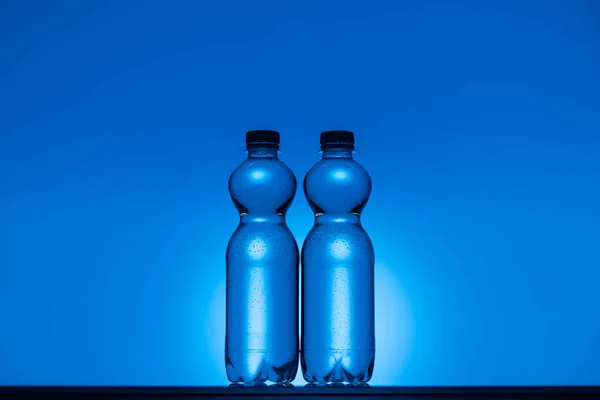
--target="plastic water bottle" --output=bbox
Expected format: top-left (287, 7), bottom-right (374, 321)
top-left (225, 130), bottom-right (299, 383)
top-left (301, 130), bottom-right (375, 384)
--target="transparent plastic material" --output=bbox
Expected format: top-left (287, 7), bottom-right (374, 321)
top-left (301, 144), bottom-right (375, 384)
top-left (225, 145), bottom-right (299, 383)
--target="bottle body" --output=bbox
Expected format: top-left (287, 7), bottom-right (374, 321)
top-left (226, 218), bottom-right (299, 383)
top-left (225, 135), bottom-right (299, 384)
top-left (301, 135), bottom-right (375, 384)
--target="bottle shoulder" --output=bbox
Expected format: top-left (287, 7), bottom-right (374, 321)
top-left (305, 158), bottom-right (371, 181)
top-left (304, 221), bottom-right (373, 241)
top-left (302, 222), bottom-right (374, 264)
top-left (227, 222), bottom-right (299, 264)
top-left (230, 158), bottom-right (296, 187)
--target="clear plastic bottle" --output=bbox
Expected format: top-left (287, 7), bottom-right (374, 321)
top-left (225, 130), bottom-right (299, 383)
top-left (301, 130), bottom-right (375, 384)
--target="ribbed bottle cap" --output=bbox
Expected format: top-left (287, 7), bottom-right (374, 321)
top-left (320, 130), bottom-right (355, 150)
top-left (246, 130), bottom-right (280, 149)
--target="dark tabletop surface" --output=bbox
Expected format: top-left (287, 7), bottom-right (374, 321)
top-left (1, 385), bottom-right (599, 399)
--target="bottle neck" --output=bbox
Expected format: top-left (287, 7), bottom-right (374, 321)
top-left (315, 214), bottom-right (360, 224)
top-left (247, 146), bottom-right (279, 159)
top-left (321, 147), bottom-right (354, 159)
top-left (241, 214), bottom-right (285, 224)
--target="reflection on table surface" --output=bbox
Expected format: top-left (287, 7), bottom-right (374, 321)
top-left (228, 383), bottom-right (371, 388)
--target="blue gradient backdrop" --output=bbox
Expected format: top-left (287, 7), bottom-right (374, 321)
top-left (1, 0), bottom-right (599, 386)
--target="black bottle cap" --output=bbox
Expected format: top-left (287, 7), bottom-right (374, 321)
top-left (246, 130), bottom-right (280, 149)
top-left (320, 130), bottom-right (355, 150)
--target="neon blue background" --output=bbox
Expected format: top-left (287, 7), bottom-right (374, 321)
top-left (1, 0), bottom-right (599, 386)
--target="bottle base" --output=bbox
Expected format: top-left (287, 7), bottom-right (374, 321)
top-left (226, 349), bottom-right (299, 384)
top-left (301, 349), bottom-right (375, 384)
